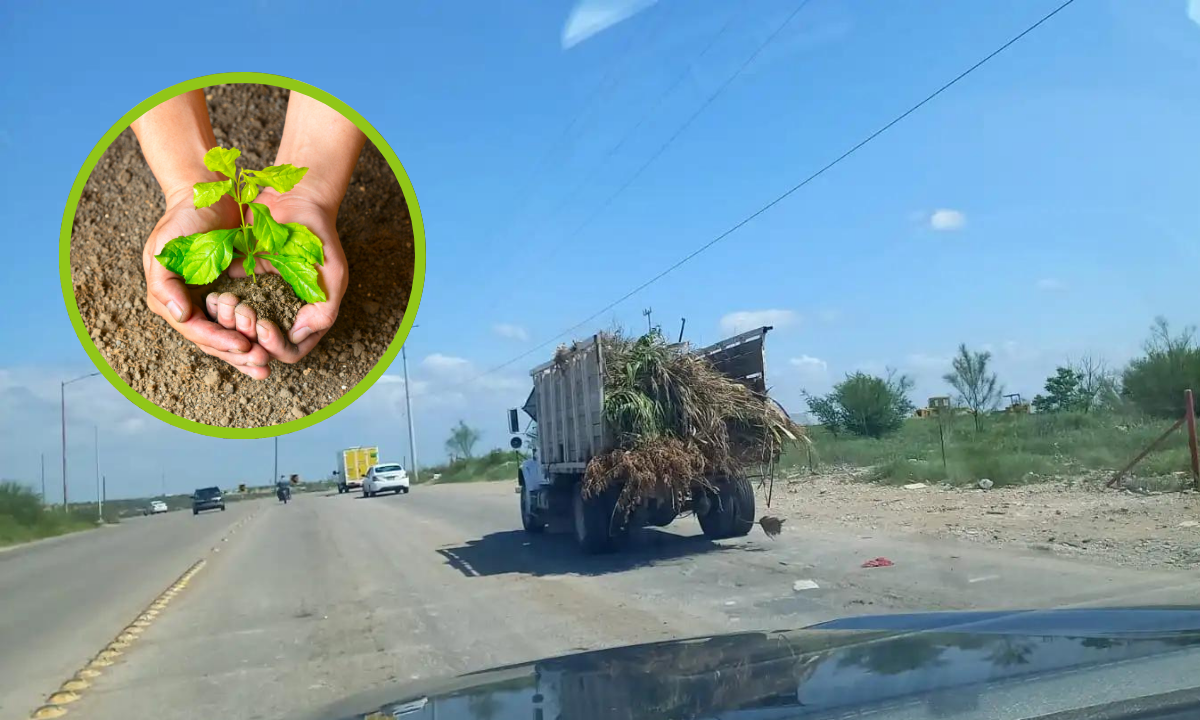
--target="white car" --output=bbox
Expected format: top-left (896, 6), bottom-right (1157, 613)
top-left (145, 500), bottom-right (169, 515)
top-left (363, 463), bottom-right (410, 497)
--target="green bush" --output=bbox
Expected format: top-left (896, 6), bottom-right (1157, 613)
top-left (803, 371), bottom-right (914, 439)
top-left (0, 482), bottom-right (96, 547)
top-left (1122, 318), bottom-right (1200, 418)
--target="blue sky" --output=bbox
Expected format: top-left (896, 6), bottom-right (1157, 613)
top-left (2, 0), bottom-right (1199, 500)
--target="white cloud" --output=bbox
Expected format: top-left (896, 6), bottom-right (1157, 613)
top-left (492, 323), bottom-right (530, 341)
top-left (562, 0), bottom-right (657, 49)
top-left (789, 355), bottom-right (827, 379)
top-left (421, 354), bottom-right (472, 377)
top-left (719, 309), bottom-right (798, 335)
top-left (928, 209), bottom-right (966, 231)
top-left (1190, 0), bottom-right (1200, 28)
top-left (1036, 278), bottom-right (1065, 291)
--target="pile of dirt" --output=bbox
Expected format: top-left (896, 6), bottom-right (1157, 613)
top-left (769, 466), bottom-right (1200, 571)
top-left (69, 83), bottom-right (414, 428)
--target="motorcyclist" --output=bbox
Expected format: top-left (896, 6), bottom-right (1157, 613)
top-left (276, 478), bottom-right (291, 502)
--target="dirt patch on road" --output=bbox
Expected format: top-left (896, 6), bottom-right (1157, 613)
top-left (769, 467), bottom-right (1200, 571)
top-left (69, 83), bottom-right (414, 428)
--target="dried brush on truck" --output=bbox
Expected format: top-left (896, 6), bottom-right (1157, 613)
top-left (583, 329), bottom-right (804, 524)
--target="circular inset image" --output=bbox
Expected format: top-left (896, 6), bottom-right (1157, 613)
top-left (60, 73), bottom-right (425, 438)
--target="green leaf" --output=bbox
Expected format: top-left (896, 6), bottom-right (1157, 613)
top-left (203, 146), bottom-right (241, 181)
top-left (231, 228), bottom-right (251, 256)
top-left (246, 164), bottom-right (308, 194)
top-left (248, 202), bottom-right (288, 254)
top-left (179, 228), bottom-right (238, 285)
top-left (241, 179), bottom-right (260, 203)
top-left (243, 254), bottom-right (257, 279)
top-left (280, 223), bottom-right (325, 265)
top-left (271, 255), bottom-right (326, 304)
top-left (153, 234), bottom-right (198, 276)
top-left (193, 179), bottom-right (232, 208)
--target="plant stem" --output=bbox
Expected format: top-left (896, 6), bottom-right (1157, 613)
top-left (236, 168), bottom-right (256, 283)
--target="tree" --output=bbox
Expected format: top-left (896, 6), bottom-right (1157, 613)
top-left (803, 370), bottom-right (914, 439)
top-left (445, 420), bottom-right (481, 459)
top-left (1032, 367), bottom-right (1083, 413)
top-left (1071, 355), bottom-right (1121, 413)
top-left (801, 391), bottom-right (843, 436)
top-left (1122, 317), bottom-right (1200, 418)
top-left (944, 344), bottom-right (1002, 432)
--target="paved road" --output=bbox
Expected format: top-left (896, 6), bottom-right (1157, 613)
top-left (8, 483), bottom-right (1200, 720)
top-left (0, 500), bottom-right (256, 720)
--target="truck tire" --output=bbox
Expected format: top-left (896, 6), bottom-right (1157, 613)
top-left (573, 484), bottom-right (625, 554)
top-left (699, 476), bottom-right (755, 539)
top-left (521, 484), bottom-right (546, 533)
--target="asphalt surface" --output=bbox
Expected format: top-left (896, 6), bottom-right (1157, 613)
top-left (0, 500), bottom-right (253, 720)
top-left (6, 483), bottom-right (1199, 720)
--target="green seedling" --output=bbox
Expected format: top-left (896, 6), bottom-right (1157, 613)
top-left (153, 146), bottom-right (327, 303)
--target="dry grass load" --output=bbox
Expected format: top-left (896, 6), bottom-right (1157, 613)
top-left (582, 330), bottom-right (805, 514)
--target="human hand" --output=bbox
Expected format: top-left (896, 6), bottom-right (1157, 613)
top-left (215, 183), bottom-right (348, 364)
top-left (142, 190), bottom-right (273, 380)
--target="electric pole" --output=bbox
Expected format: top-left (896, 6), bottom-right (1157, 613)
top-left (642, 308), bottom-right (653, 332)
top-left (94, 425), bottom-right (102, 522)
top-left (402, 325), bottom-right (420, 485)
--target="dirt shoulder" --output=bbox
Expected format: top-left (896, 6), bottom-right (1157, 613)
top-left (766, 466), bottom-right (1200, 571)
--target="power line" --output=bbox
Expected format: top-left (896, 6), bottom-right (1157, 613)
top-left (495, 3), bottom-right (677, 240)
top-left (415, 0), bottom-right (1079, 400)
top-left (540, 0), bottom-right (817, 265)
top-left (530, 2), bottom-right (748, 254)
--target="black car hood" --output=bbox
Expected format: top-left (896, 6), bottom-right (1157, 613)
top-left (313, 608), bottom-right (1200, 720)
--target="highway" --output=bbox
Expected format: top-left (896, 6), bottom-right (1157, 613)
top-left (5, 482), bottom-right (1198, 720)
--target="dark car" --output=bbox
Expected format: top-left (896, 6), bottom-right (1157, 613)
top-left (191, 486), bottom-right (225, 515)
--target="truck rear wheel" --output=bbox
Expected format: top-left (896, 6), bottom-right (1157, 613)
top-left (521, 484), bottom-right (546, 533)
top-left (699, 476), bottom-right (755, 539)
top-left (573, 484), bottom-right (625, 554)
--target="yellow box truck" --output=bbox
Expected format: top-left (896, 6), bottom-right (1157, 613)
top-left (336, 446), bottom-right (378, 493)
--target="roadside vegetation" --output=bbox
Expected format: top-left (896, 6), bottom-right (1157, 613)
top-left (423, 447), bottom-right (525, 484)
top-left (794, 318), bottom-right (1200, 487)
top-left (0, 482), bottom-right (103, 547)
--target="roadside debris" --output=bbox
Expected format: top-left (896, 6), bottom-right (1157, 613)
top-left (861, 557), bottom-right (895, 568)
top-left (903, 483), bottom-right (927, 490)
top-left (1179, 520), bottom-right (1199, 528)
top-left (792, 579), bottom-right (820, 591)
top-left (978, 478), bottom-right (995, 490)
top-left (758, 515), bottom-right (785, 538)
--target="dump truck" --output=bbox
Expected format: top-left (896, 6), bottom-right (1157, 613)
top-left (511, 326), bottom-right (787, 553)
top-left (335, 446), bottom-right (378, 493)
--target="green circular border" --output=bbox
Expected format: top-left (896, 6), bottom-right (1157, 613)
top-left (58, 72), bottom-right (426, 439)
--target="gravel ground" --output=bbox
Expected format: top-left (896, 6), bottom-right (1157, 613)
top-left (768, 466), bottom-right (1200, 571)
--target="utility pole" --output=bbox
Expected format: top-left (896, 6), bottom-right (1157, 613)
top-left (274, 436), bottom-right (279, 489)
top-left (402, 325), bottom-right (420, 485)
top-left (40, 453), bottom-right (45, 505)
top-left (642, 308), bottom-right (653, 332)
top-left (94, 425), bottom-right (102, 522)
top-left (677, 318), bottom-right (687, 343)
top-left (61, 371), bottom-right (99, 509)
top-left (161, 468), bottom-right (165, 498)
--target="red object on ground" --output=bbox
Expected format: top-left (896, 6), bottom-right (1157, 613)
top-left (861, 557), bottom-right (894, 568)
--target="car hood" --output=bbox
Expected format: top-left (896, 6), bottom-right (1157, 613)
top-left (311, 607), bottom-right (1200, 720)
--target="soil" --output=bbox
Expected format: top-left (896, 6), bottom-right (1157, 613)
top-left (69, 84), bottom-right (414, 428)
top-left (767, 467), bottom-right (1200, 571)
top-left (209, 274), bottom-right (303, 334)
